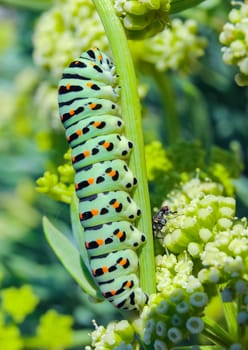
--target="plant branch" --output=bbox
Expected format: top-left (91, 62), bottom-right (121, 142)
top-left (92, 0), bottom-right (156, 296)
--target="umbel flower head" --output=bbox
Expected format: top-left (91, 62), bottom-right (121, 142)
top-left (139, 178), bottom-right (247, 349)
top-left (160, 178), bottom-right (247, 284)
top-left (219, 1), bottom-right (248, 86)
top-left (114, 0), bottom-right (171, 39)
top-left (33, 0), bottom-right (108, 78)
top-left (141, 18), bottom-right (207, 72)
top-left (86, 320), bottom-right (136, 350)
top-left (140, 289), bottom-right (208, 349)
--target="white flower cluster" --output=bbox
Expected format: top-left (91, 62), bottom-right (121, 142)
top-left (86, 320), bottom-right (135, 350)
top-left (33, 0), bottom-right (108, 78)
top-left (219, 2), bottom-right (248, 86)
top-left (142, 18), bottom-right (207, 72)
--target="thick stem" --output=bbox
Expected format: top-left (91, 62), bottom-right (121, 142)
top-left (92, 0), bottom-right (156, 296)
top-left (148, 63), bottom-right (181, 144)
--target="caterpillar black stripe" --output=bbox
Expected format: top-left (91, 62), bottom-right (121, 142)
top-left (58, 48), bottom-right (148, 311)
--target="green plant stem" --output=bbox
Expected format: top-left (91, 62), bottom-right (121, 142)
top-left (92, 0), bottom-right (156, 296)
top-left (147, 63), bottom-right (181, 144)
top-left (203, 316), bottom-right (234, 348)
top-left (0, 0), bottom-right (51, 10)
top-left (170, 0), bottom-right (207, 13)
top-left (177, 77), bottom-right (212, 148)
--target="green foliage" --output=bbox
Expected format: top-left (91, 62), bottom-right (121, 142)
top-left (145, 140), bottom-right (243, 207)
top-left (0, 0), bottom-right (248, 349)
top-left (43, 216), bottom-right (102, 300)
top-left (0, 284), bottom-right (78, 350)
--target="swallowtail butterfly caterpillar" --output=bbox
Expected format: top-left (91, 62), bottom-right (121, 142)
top-left (58, 48), bottom-right (148, 311)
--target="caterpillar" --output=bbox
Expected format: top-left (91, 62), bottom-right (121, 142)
top-left (58, 48), bottom-right (148, 311)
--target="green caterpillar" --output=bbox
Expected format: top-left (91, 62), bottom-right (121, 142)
top-left (58, 48), bottom-right (147, 311)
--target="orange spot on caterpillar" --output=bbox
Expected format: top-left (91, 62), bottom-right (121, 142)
top-left (88, 178), bottom-right (94, 185)
top-left (86, 82), bottom-right (94, 88)
top-left (79, 213), bottom-right (83, 220)
top-left (110, 290), bottom-right (117, 296)
top-left (72, 156), bottom-right (76, 162)
top-left (60, 115), bottom-right (64, 121)
top-left (75, 183), bottom-right (79, 189)
top-left (83, 150), bottom-right (90, 157)
top-left (116, 231), bottom-right (123, 239)
top-left (76, 129), bottom-right (83, 136)
top-left (91, 209), bottom-right (99, 216)
top-left (75, 61), bottom-right (79, 64)
top-left (96, 239), bottom-right (104, 246)
top-left (85, 242), bottom-right (89, 248)
top-left (93, 121), bottom-right (101, 128)
top-left (66, 83), bottom-right (71, 91)
top-left (89, 103), bottom-right (97, 110)
top-left (108, 170), bottom-right (116, 178)
top-left (119, 259), bottom-right (127, 266)
top-left (98, 54), bottom-right (103, 62)
top-left (102, 266), bottom-right (108, 273)
top-left (112, 201), bottom-right (120, 209)
top-left (102, 141), bottom-right (110, 149)
top-left (125, 281), bottom-right (132, 289)
top-left (69, 110), bottom-right (75, 116)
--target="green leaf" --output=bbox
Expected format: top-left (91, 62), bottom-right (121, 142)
top-left (70, 192), bottom-right (91, 271)
top-left (170, 0), bottom-right (206, 13)
top-left (43, 216), bottom-right (103, 300)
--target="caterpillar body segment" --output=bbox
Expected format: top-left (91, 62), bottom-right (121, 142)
top-left (84, 221), bottom-right (146, 257)
top-left (75, 159), bottom-right (137, 197)
top-left (66, 115), bottom-right (124, 148)
top-left (71, 134), bottom-right (133, 170)
top-left (78, 190), bottom-right (141, 227)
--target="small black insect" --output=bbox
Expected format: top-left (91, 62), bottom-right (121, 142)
top-left (152, 205), bottom-right (176, 237)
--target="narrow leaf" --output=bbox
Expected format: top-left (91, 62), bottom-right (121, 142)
top-left (43, 216), bottom-right (102, 300)
top-left (70, 192), bottom-right (91, 270)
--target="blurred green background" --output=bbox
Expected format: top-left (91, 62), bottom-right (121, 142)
top-left (0, 0), bottom-right (247, 349)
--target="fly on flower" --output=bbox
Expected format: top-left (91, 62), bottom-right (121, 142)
top-left (152, 205), bottom-right (177, 237)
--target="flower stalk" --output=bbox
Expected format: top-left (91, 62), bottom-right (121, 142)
top-left (92, 0), bottom-right (156, 296)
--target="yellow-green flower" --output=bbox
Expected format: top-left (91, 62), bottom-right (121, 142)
top-left (0, 315), bottom-right (23, 350)
top-left (145, 141), bottom-right (172, 180)
top-left (1, 285), bottom-right (39, 323)
top-left (35, 309), bottom-right (73, 348)
top-left (36, 150), bottom-right (75, 204)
